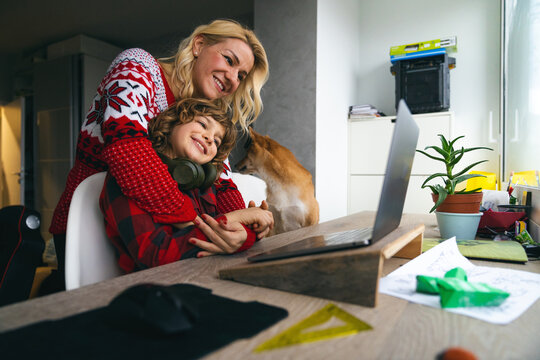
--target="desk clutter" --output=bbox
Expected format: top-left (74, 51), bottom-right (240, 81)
top-left (380, 238), bottom-right (540, 324)
top-left (422, 238), bottom-right (528, 263)
top-left (0, 284), bottom-right (287, 359)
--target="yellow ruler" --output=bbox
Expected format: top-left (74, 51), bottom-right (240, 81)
top-left (254, 303), bottom-right (372, 352)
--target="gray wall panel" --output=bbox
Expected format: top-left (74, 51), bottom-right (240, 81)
top-left (254, 0), bottom-right (317, 181)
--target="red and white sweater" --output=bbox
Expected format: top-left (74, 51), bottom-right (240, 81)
top-left (50, 48), bottom-right (245, 235)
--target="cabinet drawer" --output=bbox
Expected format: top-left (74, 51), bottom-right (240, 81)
top-left (348, 112), bottom-right (452, 175)
top-left (348, 175), bottom-right (435, 214)
top-left (349, 119), bottom-right (392, 175)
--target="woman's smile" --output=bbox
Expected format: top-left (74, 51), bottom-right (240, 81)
top-left (213, 76), bottom-right (225, 92)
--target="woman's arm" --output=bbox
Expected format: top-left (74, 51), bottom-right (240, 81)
top-left (190, 214), bottom-right (257, 257)
top-left (100, 174), bottom-right (257, 271)
top-left (96, 49), bottom-right (196, 224)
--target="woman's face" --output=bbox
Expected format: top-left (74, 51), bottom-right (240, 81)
top-left (170, 115), bottom-right (225, 164)
top-left (192, 37), bottom-right (255, 99)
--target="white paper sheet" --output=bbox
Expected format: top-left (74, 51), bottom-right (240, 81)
top-left (379, 237), bottom-right (540, 324)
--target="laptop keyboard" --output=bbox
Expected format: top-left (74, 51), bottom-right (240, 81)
top-left (324, 227), bottom-right (373, 245)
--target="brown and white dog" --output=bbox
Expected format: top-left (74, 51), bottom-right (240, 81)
top-left (235, 128), bottom-right (319, 235)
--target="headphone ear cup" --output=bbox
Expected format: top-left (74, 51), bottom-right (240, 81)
top-left (200, 163), bottom-right (218, 190)
top-left (171, 159), bottom-right (205, 191)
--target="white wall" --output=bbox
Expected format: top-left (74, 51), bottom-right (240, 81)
top-left (317, 0), bottom-right (501, 222)
top-left (316, 0), bottom-right (361, 222)
top-left (356, 0), bottom-right (501, 173)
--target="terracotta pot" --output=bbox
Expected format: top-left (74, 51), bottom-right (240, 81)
top-left (431, 192), bottom-right (483, 213)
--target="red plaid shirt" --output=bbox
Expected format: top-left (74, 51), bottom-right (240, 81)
top-left (49, 48), bottom-right (245, 235)
top-left (100, 174), bottom-right (256, 273)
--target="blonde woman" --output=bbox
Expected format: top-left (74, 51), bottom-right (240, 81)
top-left (48, 19), bottom-right (269, 291)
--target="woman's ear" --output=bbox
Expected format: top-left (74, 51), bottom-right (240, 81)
top-left (192, 35), bottom-right (205, 57)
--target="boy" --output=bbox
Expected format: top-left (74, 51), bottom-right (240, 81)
top-left (100, 98), bottom-right (273, 273)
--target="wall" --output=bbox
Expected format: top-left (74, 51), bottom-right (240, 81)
top-left (251, 0), bottom-right (501, 223)
top-left (0, 98), bottom-right (21, 206)
top-left (316, 0), bottom-right (501, 221)
top-left (316, 0), bottom-right (362, 221)
top-left (254, 0), bottom-right (317, 180)
top-left (355, 0), bottom-right (501, 173)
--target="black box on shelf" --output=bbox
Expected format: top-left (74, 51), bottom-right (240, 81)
top-left (390, 53), bottom-right (455, 114)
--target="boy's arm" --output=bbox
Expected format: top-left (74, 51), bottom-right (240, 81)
top-left (215, 160), bottom-right (247, 213)
top-left (100, 174), bottom-right (204, 272)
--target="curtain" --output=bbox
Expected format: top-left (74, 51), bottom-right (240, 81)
top-left (504, 0), bottom-right (540, 179)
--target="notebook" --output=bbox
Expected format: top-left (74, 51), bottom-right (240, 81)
top-left (247, 100), bottom-right (420, 263)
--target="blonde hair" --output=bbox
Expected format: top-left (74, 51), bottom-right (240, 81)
top-left (159, 19), bottom-right (269, 132)
top-left (149, 98), bottom-right (237, 170)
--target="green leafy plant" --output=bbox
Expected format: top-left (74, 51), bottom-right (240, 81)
top-left (416, 134), bottom-right (493, 213)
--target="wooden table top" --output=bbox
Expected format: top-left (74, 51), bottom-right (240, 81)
top-left (0, 212), bottom-right (538, 359)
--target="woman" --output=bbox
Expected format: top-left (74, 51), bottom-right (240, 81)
top-left (47, 19), bottom-right (269, 290)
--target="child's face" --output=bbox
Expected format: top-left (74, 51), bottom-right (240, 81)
top-left (169, 115), bottom-right (225, 164)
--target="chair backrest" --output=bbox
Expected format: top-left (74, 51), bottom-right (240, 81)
top-left (230, 172), bottom-right (267, 206)
top-left (65, 172), bottom-right (123, 290)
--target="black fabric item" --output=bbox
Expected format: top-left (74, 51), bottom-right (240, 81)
top-left (0, 205), bottom-right (45, 306)
top-left (37, 234), bottom-right (66, 295)
top-left (0, 284), bottom-right (288, 359)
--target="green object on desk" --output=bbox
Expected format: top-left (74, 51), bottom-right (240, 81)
top-left (416, 275), bottom-right (441, 294)
top-left (445, 267), bottom-right (468, 281)
top-left (416, 267), bottom-right (467, 294)
top-left (423, 238), bottom-right (528, 263)
top-left (437, 278), bottom-right (510, 308)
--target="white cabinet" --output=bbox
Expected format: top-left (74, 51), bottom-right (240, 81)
top-left (348, 112), bottom-right (453, 214)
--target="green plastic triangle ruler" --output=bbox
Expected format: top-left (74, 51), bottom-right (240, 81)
top-left (254, 303), bottom-right (372, 352)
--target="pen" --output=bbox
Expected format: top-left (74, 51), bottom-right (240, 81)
top-left (507, 171), bottom-right (514, 191)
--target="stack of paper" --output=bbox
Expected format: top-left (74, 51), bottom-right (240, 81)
top-left (348, 104), bottom-right (384, 120)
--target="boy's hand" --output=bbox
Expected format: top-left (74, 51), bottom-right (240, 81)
top-left (189, 214), bottom-right (248, 257)
top-left (249, 199), bottom-right (269, 210)
top-left (225, 204), bottom-right (274, 239)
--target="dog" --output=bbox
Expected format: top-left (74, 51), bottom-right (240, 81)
top-left (235, 128), bottom-right (319, 235)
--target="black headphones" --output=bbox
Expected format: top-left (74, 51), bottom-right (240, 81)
top-left (157, 152), bottom-right (217, 191)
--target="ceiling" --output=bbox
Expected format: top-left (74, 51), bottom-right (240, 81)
top-left (0, 0), bottom-right (254, 57)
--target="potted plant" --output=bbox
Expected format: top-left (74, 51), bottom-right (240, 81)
top-left (416, 134), bottom-right (493, 239)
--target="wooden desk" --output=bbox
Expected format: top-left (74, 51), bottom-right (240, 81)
top-left (0, 213), bottom-right (538, 359)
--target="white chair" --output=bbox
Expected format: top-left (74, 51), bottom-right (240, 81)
top-left (65, 172), bottom-right (123, 290)
top-left (230, 172), bottom-right (267, 206)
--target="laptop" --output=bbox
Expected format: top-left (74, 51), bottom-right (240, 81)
top-left (247, 100), bottom-right (419, 263)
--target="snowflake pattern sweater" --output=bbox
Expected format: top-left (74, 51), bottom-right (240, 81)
top-left (49, 48), bottom-right (245, 235)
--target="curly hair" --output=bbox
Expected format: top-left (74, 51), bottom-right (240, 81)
top-left (148, 98), bottom-right (236, 171)
top-left (159, 19), bottom-right (269, 132)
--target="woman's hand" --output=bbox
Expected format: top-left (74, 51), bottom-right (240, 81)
top-left (189, 214), bottom-right (248, 257)
top-left (225, 202), bottom-right (274, 239)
